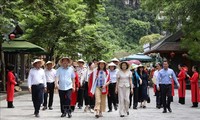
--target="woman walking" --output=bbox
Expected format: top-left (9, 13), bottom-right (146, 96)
top-left (137, 64), bottom-right (149, 108)
top-left (177, 64), bottom-right (187, 104)
top-left (187, 66), bottom-right (200, 107)
top-left (116, 61), bottom-right (133, 117)
top-left (70, 62), bottom-right (80, 112)
top-left (89, 60), bottom-right (110, 118)
top-left (6, 64), bottom-right (17, 108)
top-left (107, 62), bottom-right (118, 112)
top-left (84, 62), bottom-right (95, 113)
top-left (129, 64), bottom-right (141, 109)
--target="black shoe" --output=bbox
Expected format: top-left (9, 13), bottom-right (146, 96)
top-left (49, 107), bottom-right (53, 110)
top-left (156, 105), bottom-right (161, 109)
top-left (162, 110), bottom-right (167, 113)
top-left (95, 115), bottom-right (99, 118)
top-left (133, 107), bottom-right (137, 109)
top-left (42, 106), bottom-right (47, 110)
top-left (68, 113), bottom-right (72, 118)
top-left (61, 113), bottom-right (66, 117)
top-left (35, 113), bottom-right (40, 117)
top-left (167, 108), bottom-right (172, 113)
top-left (120, 115), bottom-right (125, 117)
top-left (143, 106), bottom-right (146, 108)
top-left (127, 112), bottom-right (129, 115)
top-left (107, 110), bottom-right (112, 112)
top-left (114, 106), bottom-right (117, 111)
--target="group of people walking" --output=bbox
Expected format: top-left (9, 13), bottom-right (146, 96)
top-left (5, 57), bottom-right (200, 118)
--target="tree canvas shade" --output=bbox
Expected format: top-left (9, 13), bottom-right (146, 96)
top-left (124, 53), bottom-right (153, 62)
top-left (2, 40), bottom-right (45, 53)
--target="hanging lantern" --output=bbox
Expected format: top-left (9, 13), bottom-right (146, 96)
top-left (170, 52), bottom-right (175, 58)
top-left (9, 34), bottom-right (15, 40)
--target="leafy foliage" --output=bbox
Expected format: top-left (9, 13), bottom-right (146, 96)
top-left (141, 0), bottom-right (200, 60)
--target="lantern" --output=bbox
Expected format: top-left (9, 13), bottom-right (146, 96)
top-left (9, 34), bottom-right (15, 40)
top-left (170, 52), bottom-right (175, 58)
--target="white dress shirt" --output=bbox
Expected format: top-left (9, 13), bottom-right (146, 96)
top-left (109, 69), bottom-right (118, 83)
top-left (28, 68), bottom-right (47, 88)
top-left (77, 67), bottom-right (87, 85)
top-left (45, 68), bottom-right (56, 83)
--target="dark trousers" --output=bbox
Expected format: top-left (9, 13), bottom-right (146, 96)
top-left (77, 86), bottom-right (84, 107)
top-left (108, 83), bottom-right (117, 110)
top-left (160, 84), bottom-right (172, 110)
top-left (59, 89), bottom-right (72, 114)
top-left (84, 82), bottom-right (95, 109)
top-left (84, 82), bottom-right (90, 106)
top-left (155, 86), bottom-right (162, 106)
top-left (130, 87), bottom-right (139, 108)
top-left (43, 82), bottom-right (55, 107)
top-left (31, 84), bottom-right (44, 114)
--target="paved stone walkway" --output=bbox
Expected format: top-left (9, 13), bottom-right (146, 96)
top-left (0, 89), bottom-right (200, 120)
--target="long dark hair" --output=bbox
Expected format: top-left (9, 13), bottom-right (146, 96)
top-left (97, 63), bottom-right (107, 71)
top-left (137, 66), bottom-right (145, 76)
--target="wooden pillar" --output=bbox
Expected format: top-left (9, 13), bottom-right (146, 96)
top-left (20, 54), bottom-right (25, 81)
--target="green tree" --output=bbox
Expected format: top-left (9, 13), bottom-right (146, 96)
top-left (139, 34), bottom-right (163, 45)
top-left (142, 0), bottom-right (200, 60)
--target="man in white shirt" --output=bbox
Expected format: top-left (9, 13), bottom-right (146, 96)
top-left (42, 61), bottom-right (56, 110)
top-left (76, 59), bottom-right (87, 109)
top-left (55, 57), bottom-right (75, 118)
top-left (28, 59), bottom-right (47, 117)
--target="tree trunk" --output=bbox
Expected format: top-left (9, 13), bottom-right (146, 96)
top-left (0, 40), bottom-right (6, 91)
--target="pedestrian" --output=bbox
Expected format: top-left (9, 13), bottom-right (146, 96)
top-left (137, 64), bottom-right (149, 108)
top-left (84, 62), bottom-right (95, 113)
top-left (156, 61), bottom-right (180, 113)
top-left (55, 57), bottom-right (75, 118)
top-left (115, 61), bottom-right (133, 117)
top-left (42, 61), bottom-right (56, 110)
top-left (88, 60), bottom-right (110, 118)
top-left (6, 64), bottom-right (17, 108)
top-left (70, 62), bottom-right (80, 112)
top-left (110, 58), bottom-right (120, 105)
top-left (187, 65), bottom-right (200, 107)
top-left (153, 63), bottom-right (162, 109)
top-left (177, 64), bottom-right (187, 105)
top-left (107, 62), bottom-right (118, 112)
top-left (129, 64), bottom-right (142, 109)
top-left (28, 59), bottom-right (46, 117)
top-left (77, 59), bottom-right (87, 109)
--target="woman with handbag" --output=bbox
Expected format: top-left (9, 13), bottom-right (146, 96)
top-left (88, 60), bottom-right (110, 118)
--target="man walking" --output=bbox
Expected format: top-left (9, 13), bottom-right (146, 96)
top-left (28, 59), bottom-right (46, 117)
top-left (42, 61), bottom-right (56, 110)
top-left (55, 57), bottom-right (75, 118)
top-left (157, 61), bottom-right (180, 113)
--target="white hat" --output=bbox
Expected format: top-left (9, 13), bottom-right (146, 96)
top-left (46, 61), bottom-right (53, 65)
top-left (59, 57), bottom-right (72, 65)
top-left (77, 59), bottom-right (85, 63)
top-left (45, 61), bottom-right (55, 67)
top-left (130, 64), bottom-right (139, 70)
top-left (111, 58), bottom-right (119, 62)
top-left (32, 59), bottom-right (43, 65)
top-left (138, 64), bottom-right (144, 67)
top-left (108, 62), bottom-right (117, 67)
top-left (98, 60), bottom-right (107, 64)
